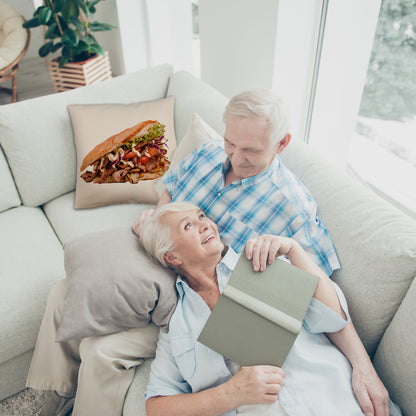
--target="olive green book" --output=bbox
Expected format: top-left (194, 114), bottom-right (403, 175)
top-left (198, 256), bottom-right (319, 367)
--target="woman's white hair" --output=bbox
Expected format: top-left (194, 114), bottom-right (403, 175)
top-left (140, 201), bottom-right (200, 267)
top-left (223, 89), bottom-right (290, 145)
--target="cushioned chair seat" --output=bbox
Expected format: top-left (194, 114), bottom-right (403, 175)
top-left (43, 191), bottom-right (153, 244)
top-left (0, 2), bottom-right (30, 103)
top-left (0, 206), bottom-right (65, 365)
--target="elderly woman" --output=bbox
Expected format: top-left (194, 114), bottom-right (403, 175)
top-left (140, 202), bottom-right (400, 416)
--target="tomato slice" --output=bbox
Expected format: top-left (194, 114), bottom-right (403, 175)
top-left (123, 151), bottom-right (136, 159)
top-left (139, 155), bottom-right (150, 164)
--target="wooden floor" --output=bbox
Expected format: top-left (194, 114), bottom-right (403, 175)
top-left (0, 56), bottom-right (56, 106)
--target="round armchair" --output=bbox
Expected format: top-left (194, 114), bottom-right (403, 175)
top-left (0, 2), bottom-right (30, 103)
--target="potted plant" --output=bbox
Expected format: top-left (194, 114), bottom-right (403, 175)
top-left (23, 0), bottom-right (116, 92)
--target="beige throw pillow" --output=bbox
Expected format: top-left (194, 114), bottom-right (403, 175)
top-left (69, 97), bottom-right (176, 209)
top-left (154, 113), bottom-right (222, 196)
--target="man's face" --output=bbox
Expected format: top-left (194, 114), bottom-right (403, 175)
top-left (224, 116), bottom-right (279, 179)
top-left (163, 209), bottom-right (224, 267)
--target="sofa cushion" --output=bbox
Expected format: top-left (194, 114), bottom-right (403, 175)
top-left (0, 64), bottom-right (173, 207)
top-left (43, 191), bottom-right (152, 244)
top-left (373, 277), bottom-right (416, 416)
top-left (123, 358), bottom-right (153, 416)
top-left (0, 206), bottom-right (65, 364)
top-left (56, 228), bottom-right (177, 341)
top-left (0, 145), bottom-right (20, 212)
top-left (69, 97), bottom-right (176, 209)
top-left (280, 141), bottom-right (416, 357)
top-left (166, 71), bottom-right (228, 144)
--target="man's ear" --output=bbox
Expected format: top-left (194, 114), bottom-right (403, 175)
top-left (276, 133), bottom-right (291, 154)
top-left (164, 252), bottom-right (183, 266)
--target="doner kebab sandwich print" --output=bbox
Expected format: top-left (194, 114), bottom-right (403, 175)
top-left (80, 120), bottom-right (170, 184)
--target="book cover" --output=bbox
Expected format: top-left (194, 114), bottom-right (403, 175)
top-left (198, 255), bottom-right (319, 367)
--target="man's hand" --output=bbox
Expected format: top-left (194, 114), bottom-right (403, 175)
top-left (131, 209), bottom-right (155, 236)
top-left (225, 365), bottom-right (284, 407)
top-left (245, 235), bottom-right (296, 272)
top-left (352, 364), bottom-right (390, 416)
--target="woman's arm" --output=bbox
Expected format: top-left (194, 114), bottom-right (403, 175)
top-left (147, 365), bottom-right (284, 416)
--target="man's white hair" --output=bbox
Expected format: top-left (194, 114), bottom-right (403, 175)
top-left (223, 89), bottom-right (290, 145)
top-left (140, 201), bottom-right (200, 267)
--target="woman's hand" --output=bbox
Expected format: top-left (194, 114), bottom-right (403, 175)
top-left (131, 209), bottom-right (155, 236)
top-left (225, 365), bottom-right (285, 407)
top-left (245, 235), bottom-right (297, 271)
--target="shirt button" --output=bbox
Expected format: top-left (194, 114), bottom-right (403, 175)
top-left (217, 192), bottom-right (222, 197)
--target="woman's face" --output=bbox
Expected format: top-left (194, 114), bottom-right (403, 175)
top-left (163, 209), bottom-right (224, 266)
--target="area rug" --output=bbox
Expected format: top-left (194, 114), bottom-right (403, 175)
top-left (0, 388), bottom-right (48, 416)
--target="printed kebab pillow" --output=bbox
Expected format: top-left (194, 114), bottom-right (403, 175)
top-left (69, 96), bottom-right (176, 209)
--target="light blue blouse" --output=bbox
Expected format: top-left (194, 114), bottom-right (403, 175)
top-left (145, 248), bottom-right (399, 415)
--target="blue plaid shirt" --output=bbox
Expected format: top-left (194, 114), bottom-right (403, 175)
top-left (162, 140), bottom-right (340, 275)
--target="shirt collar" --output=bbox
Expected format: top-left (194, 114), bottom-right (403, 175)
top-left (175, 246), bottom-right (239, 295)
top-left (221, 156), bottom-right (280, 187)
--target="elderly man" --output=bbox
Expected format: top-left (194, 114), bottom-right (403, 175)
top-left (134, 89), bottom-right (338, 276)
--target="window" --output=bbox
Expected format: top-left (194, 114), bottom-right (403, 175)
top-left (347, 0), bottom-right (416, 218)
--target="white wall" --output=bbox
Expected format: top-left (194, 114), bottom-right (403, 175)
top-left (199, 0), bottom-right (280, 98)
top-left (146, 0), bottom-right (194, 72)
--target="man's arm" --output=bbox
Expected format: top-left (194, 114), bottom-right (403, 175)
top-left (245, 235), bottom-right (390, 416)
top-left (327, 323), bottom-right (390, 416)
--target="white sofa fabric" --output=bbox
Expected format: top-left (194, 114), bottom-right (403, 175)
top-left (0, 64), bottom-right (415, 416)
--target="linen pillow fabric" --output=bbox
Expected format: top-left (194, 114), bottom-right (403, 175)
top-left (69, 96), bottom-right (176, 209)
top-left (154, 113), bottom-right (223, 196)
top-left (56, 227), bottom-right (178, 342)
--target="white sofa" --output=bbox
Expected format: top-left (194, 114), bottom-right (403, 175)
top-left (0, 64), bottom-right (415, 416)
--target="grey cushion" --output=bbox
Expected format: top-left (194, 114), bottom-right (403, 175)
top-left (0, 206), bottom-right (65, 364)
top-left (0, 64), bottom-right (173, 207)
top-left (280, 141), bottom-right (416, 357)
top-left (373, 277), bottom-right (416, 416)
top-left (56, 227), bottom-right (178, 341)
top-left (0, 145), bottom-right (20, 212)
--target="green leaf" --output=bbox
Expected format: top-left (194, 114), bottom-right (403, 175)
top-left (62, 0), bottom-right (79, 21)
top-left (75, 40), bottom-right (90, 52)
top-left (22, 17), bottom-right (41, 28)
top-left (59, 55), bottom-right (69, 68)
top-left (69, 15), bottom-right (85, 32)
top-left (38, 41), bottom-right (53, 57)
top-left (89, 22), bottom-right (115, 31)
top-left (89, 43), bottom-right (105, 56)
top-left (61, 45), bottom-right (72, 59)
top-left (39, 7), bottom-right (53, 24)
top-left (74, 0), bottom-right (88, 14)
top-left (51, 42), bottom-right (63, 53)
top-left (62, 28), bottom-right (79, 46)
top-left (53, 0), bottom-right (65, 13)
top-left (44, 23), bottom-right (59, 39)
